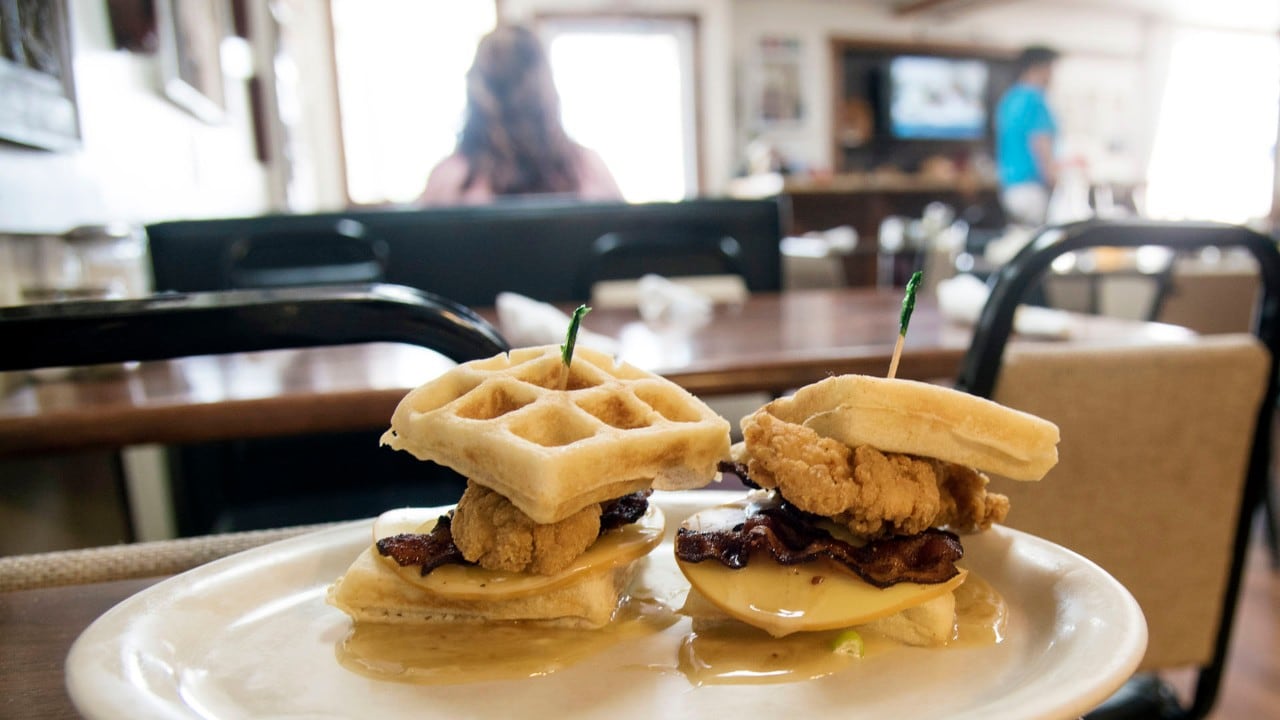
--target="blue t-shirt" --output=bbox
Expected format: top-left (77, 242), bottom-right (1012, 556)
top-left (995, 83), bottom-right (1056, 187)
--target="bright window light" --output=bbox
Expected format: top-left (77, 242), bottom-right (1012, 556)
top-left (1145, 29), bottom-right (1279, 224)
top-left (546, 20), bottom-right (697, 203)
top-left (330, 1), bottom-right (495, 205)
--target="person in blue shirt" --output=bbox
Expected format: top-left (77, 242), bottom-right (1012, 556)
top-left (995, 46), bottom-right (1060, 226)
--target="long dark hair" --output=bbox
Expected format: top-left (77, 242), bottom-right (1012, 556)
top-left (457, 25), bottom-right (581, 195)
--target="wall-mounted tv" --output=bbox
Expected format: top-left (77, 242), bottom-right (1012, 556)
top-left (887, 55), bottom-right (989, 141)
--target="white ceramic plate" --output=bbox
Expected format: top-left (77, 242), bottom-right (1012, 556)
top-left (67, 491), bottom-right (1147, 720)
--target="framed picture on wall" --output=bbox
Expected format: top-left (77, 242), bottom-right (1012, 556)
top-left (0, 0), bottom-right (80, 151)
top-left (752, 36), bottom-right (804, 128)
top-left (156, 0), bottom-right (227, 123)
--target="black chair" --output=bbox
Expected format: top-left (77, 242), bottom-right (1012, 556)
top-left (146, 198), bottom-right (786, 306)
top-left (575, 230), bottom-right (749, 300)
top-left (225, 219), bottom-right (388, 289)
top-left (0, 283), bottom-right (506, 370)
top-left (956, 219), bottom-right (1280, 720)
top-left (0, 284), bottom-right (509, 534)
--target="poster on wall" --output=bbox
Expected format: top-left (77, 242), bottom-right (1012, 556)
top-left (0, 0), bottom-right (80, 151)
top-left (753, 36), bottom-right (803, 127)
top-left (156, 0), bottom-right (227, 123)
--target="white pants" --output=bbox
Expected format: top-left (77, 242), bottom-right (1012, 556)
top-left (1001, 183), bottom-right (1050, 227)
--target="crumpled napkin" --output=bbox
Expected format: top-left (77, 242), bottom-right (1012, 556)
top-left (936, 273), bottom-right (1072, 339)
top-left (494, 292), bottom-right (620, 354)
top-left (634, 274), bottom-right (714, 332)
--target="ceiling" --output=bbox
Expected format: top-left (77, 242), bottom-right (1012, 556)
top-left (889, 0), bottom-right (1280, 32)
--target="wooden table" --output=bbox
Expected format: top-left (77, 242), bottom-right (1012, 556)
top-left (1, 578), bottom-right (158, 719)
top-left (0, 288), bottom-right (1194, 456)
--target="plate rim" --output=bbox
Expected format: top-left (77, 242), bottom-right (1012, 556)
top-left (65, 490), bottom-right (1148, 720)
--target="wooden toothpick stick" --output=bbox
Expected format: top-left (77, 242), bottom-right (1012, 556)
top-left (887, 271), bottom-right (923, 379)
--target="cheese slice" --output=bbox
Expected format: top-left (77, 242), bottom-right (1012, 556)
top-left (674, 503), bottom-right (967, 637)
top-left (371, 505), bottom-right (664, 601)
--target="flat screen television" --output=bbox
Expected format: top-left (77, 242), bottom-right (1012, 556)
top-left (887, 55), bottom-right (989, 140)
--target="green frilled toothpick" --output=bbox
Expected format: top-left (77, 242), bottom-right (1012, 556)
top-left (887, 271), bottom-right (922, 379)
top-left (559, 304), bottom-right (591, 389)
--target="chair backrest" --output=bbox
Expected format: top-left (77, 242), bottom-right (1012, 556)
top-left (146, 198), bottom-right (786, 307)
top-left (577, 231), bottom-right (748, 298)
top-left (225, 219), bottom-right (388, 289)
top-left (0, 283), bottom-right (508, 371)
top-left (991, 335), bottom-right (1267, 669)
top-left (956, 218), bottom-right (1280, 719)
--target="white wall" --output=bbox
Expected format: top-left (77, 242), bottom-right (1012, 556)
top-left (274, 1), bottom-right (347, 212)
top-left (0, 0), bottom-right (270, 234)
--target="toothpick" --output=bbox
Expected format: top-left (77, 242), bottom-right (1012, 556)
top-left (888, 271), bottom-right (923, 379)
top-left (887, 333), bottom-right (907, 379)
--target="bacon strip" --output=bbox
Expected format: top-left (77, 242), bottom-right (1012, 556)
top-left (375, 491), bottom-right (653, 576)
top-left (376, 512), bottom-right (468, 576)
top-left (599, 490), bottom-right (651, 533)
top-left (675, 502), bottom-right (963, 588)
top-left (718, 460), bottom-right (760, 489)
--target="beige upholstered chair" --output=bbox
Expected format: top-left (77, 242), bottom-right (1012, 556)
top-left (991, 335), bottom-right (1269, 672)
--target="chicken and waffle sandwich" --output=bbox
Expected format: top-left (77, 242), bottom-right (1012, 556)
top-left (328, 342), bottom-right (731, 629)
top-left (675, 373), bottom-right (1059, 645)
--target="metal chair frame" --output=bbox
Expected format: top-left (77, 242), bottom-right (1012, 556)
top-left (0, 283), bottom-right (509, 371)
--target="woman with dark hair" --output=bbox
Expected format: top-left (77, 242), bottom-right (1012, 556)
top-left (418, 24), bottom-right (623, 204)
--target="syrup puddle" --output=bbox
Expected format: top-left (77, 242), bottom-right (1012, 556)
top-left (336, 597), bottom-right (678, 685)
top-left (336, 564), bottom-right (1004, 688)
top-left (676, 572), bottom-right (1007, 686)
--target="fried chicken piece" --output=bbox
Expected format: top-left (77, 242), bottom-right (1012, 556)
top-left (830, 445), bottom-right (943, 538)
top-left (932, 460), bottom-right (1009, 533)
top-left (742, 411), bottom-right (1009, 539)
top-left (451, 482), bottom-right (601, 575)
top-left (742, 412), bottom-right (860, 515)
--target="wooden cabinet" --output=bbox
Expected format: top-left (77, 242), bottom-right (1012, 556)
top-left (783, 174), bottom-right (998, 236)
top-left (778, 174), bottom-right (1000, 286)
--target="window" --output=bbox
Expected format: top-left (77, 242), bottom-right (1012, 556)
top-left (330, 1), bottom-right (496, 205)
top-left (328, 7), bottom-right (698, 205)
top-left (1145, 29), bottom-right (1279, 224)
top-left (541, 16), bottom-right (700, 202)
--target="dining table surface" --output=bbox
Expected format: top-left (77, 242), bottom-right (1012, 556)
top-left (0, 285), bottom-right (1204, 719)
top-left (1, 577), bottom-right (158, 720)
top-left (0, 287), bottom-right (1196, 457)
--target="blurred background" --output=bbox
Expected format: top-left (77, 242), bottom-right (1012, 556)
top-left (1, 0), bottom-right (1275, 233)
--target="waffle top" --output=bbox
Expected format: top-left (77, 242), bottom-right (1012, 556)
top-left (382, 345), bottom-right (730, 524)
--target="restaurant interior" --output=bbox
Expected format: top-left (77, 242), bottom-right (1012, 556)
top-left (1, 1), bottom-right (1278, 718)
